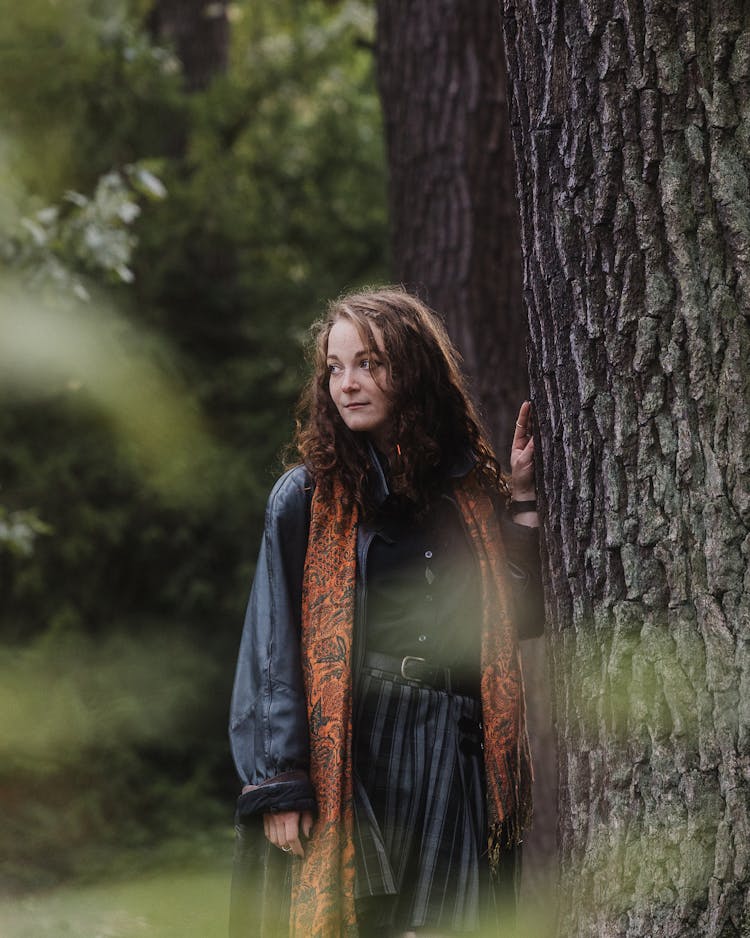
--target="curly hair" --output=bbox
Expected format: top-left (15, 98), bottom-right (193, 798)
top-left (290, 286), bottom-right (509, 517)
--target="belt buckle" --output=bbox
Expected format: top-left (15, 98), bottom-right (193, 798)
top-left (400, 655), bottom-right (426, 681)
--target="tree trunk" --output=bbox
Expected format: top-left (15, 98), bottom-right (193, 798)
top-left (148, 0), bottom-right (229, 92)
top-left (503, 1), bottom-right (750, 935)
top-left (375, 0), bottom-right (527, 452)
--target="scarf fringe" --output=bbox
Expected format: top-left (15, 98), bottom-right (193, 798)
top-left (487, 742), bottom-right (534, 876)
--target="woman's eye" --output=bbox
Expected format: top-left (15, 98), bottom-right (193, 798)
top-left (327, 363), bottom-right (341, 374)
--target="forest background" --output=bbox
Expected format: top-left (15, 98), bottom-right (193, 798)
top-left (1, 1), bottom-right (401, 934)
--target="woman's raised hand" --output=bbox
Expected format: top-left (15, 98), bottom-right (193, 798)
top-left (510, 400), bottom-right (536, 500)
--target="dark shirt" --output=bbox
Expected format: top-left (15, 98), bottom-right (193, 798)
top-left (364, 494), bottom-right (482, 687)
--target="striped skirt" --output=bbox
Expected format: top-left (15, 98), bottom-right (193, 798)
top-left (352, 664), bottom-right (517, 934)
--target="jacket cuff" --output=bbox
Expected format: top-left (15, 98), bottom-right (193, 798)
top-left (236, 775), bottom-right (317, 819)
top-left (499, 512), bottom-right (545, 640)
top-left (502, 512), bottom-right (540, 538)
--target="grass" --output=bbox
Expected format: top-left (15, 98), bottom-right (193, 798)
top-left (0, 862), bottom-right (232, 938)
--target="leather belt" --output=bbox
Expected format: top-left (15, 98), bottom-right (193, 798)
top-left (363, 650), bottom-right (478, 697)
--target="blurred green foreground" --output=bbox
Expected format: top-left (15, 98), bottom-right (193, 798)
top-left (0, 866), bottom-right (555, 938)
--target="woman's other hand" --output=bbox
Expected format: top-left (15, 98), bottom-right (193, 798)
top-left (263, 809), bottom-right (314, 858)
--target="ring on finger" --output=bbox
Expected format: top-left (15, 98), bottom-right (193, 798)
top-left (281, 844), bottom-right (292, 853)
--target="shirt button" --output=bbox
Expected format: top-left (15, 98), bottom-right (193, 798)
top-left (425, 550), bottom-right (433, 559)
top-left (418, 634), bottom-right (428, 643)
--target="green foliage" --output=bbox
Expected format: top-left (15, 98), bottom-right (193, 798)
top-left (131, 0), bottom-right (387, 455)
top-left (0, 0), bottom-right (185, 197)
top-left (0, 506), bottom-right (50, 556)
top-left (9, 166), bottom-right (167, 290)
top-left (0, 0), bottom-right (388, 888)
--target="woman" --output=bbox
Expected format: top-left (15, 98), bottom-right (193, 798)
top-left (229, 288), bottom-right (543, 938)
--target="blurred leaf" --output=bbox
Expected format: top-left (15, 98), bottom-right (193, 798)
top-left (0, 628), bottom-right (217, 774)
top-left (129, 165), bottom-right (168, 200)
top-left (0, 280), bottom-right (218, 502)
top-left (0, 507), bottom-right (51, 556)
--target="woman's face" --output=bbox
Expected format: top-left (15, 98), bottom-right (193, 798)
top-left (326, 317), bottom-right (392, 449)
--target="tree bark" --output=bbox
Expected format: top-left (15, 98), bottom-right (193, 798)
top-left (148, 0), bottom-right (229, 92)
top-left (375, 0), bottom-right (527, 452)
top-left (503, 1), bottom-right (750, 935)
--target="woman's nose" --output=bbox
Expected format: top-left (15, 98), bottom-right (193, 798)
top-left (341, 368), bottom-right (360, 391)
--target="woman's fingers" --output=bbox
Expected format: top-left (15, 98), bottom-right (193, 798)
top-left (514, 436), bottom-right (535, 468)
top-left (301, 810), bottom-right (314, 839)
top-left (276, 813), bottom-right (299, 857)
top-left (512, 400), bottom-right (532, 449)
top-left (510, 402), bottom-right (536, 497)
top-left (281, 813), bottom-right (306, 858)
top-left (263, 810), bottom-right (307, 858)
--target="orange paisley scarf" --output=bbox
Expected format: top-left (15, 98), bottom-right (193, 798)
top-left (290, 471), bottom-right (533, 938)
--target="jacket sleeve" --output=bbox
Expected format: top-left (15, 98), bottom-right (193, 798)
top-left (229, 465), bottom-right (316, 816)
top-left (499, 512), bottom-right (546, 640)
